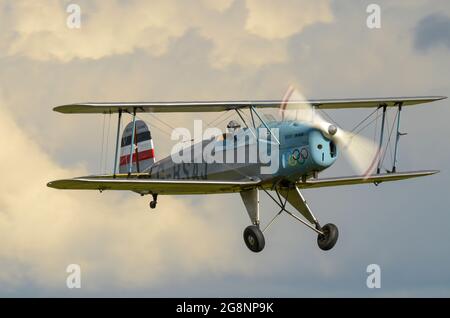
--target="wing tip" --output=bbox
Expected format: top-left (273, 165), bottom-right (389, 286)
top-left (47, 180), bottom-right (57, 188)
top-left (47, 179), bottom-right (71, 189)
top-left (53, 105), bottom-right (70, 113)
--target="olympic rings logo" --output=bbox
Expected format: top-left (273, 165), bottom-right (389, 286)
top-left (287, 148), bottom-right (308, 166)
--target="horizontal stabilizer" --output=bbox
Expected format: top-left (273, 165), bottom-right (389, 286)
top-left (298, 170), bottom-right (439, 189)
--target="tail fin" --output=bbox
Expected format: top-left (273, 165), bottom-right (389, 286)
top-left (119, 120), bottom-right (155, 173)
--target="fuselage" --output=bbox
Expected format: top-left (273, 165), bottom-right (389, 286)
top-left (147, 120), bottom-right (338, 184)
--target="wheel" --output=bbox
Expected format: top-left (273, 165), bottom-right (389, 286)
top-left (149, 201), bottom-right (157, 209)
top-left (243, 225), bottom-right (265, 253)
top-left (317, 223), bottom-right (339, 251)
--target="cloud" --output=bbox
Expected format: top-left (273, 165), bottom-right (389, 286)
top-left (196, 2), bottom-right (290, 69)
top-left (2, 0), bottom-right (334, 68)
top-left (201, 0), bottom-right (234, 12)
top-left (414, 13), bottom-right (450, 52)
top-left (245, 0), bottom-right (333, 40)
top-left (0, 100), bottom-right (248, 294)
top-left (6, 0), bottom-right (190, 61)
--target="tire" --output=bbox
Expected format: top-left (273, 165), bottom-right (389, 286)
top-left (243, 225), bottom-right (265, 253)
top-left (317, 223), bottom-right (339, 251)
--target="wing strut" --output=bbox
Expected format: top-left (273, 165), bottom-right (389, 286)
top-left (376, 104), bottom-right (387, 174)
top-left (134, 126), bottom-right (140, 173)
top-left (113, 109), bottom-right (122, 178)
top-left (128, 108), bottom-right (137, 175)
top-left (392, 102), bottom-right (403, 172)
top-left (375, 101), bottom-right (404, 174)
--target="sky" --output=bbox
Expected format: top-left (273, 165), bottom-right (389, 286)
top-left (0, 0), bottom-right (449, 297)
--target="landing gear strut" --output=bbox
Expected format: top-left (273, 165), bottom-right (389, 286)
top-left (256, 186), bottom-right (339, 252)
top-left (239, 186), bottom-right (339, 253)
top-left (149, 193), bottom-right (158, 209)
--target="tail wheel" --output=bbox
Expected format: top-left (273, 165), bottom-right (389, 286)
top-left (317, 223), bottom-right (339, 251)
top-left (243, 225), bottom-right (265, 253)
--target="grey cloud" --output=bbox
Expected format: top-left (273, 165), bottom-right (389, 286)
top-left (414, 13), bottom-right (450, 52)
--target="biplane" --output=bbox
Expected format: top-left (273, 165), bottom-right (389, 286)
top-left (48, 91), bottom-right (446, 253)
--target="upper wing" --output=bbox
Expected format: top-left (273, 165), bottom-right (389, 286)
top-left (47, 175), bottom-right (261, 195)
top-left (297, 170), bottom-right (438, 189)
top-left (53, 96), bottom-right (446, 114)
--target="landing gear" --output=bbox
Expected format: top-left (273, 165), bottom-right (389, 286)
top-left (240, 189), bottom-right (265, 252)
top-left (317, 223), bottom-right (339, 251)
top-left (239, 186), bottom-right (340, 252)
top-left (149, 194), bottom-right (158, 209)
top-left (255, 186), bottom-right (339, 252)
top-left (243, 225), bottom-right (265, 253)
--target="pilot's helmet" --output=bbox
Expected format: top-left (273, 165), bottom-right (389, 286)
top-left (226, 120), bottom-right (241, 131)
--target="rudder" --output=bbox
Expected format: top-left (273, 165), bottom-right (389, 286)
top-left (119, 120), bottom-right (155, 173)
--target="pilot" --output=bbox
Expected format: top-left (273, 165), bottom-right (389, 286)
top-left (226, 120), bottom-right (241, 132)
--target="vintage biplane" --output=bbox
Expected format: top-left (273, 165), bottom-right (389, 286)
top-left (48, 91), bottom-right (446, 252)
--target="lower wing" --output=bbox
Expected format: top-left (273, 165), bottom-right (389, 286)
top-left (47, 175), bottom-right (261, 195)
top-left (47, 170), bottom-right (437, 195)
top-left (297, 170), bottom-right (438, 189)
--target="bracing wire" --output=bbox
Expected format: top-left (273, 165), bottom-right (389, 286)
top-left (350, 107), bottom-right (379, 133)
top-left (206, 110), bottom-right (231, 128)
top-left (350, 112), bottom-right (383, 138)
top-left (318, 109), bottom-right (340, 126)
top-left (135, 113), bottom-right (173, 137)
top-left (215, 111), bottom-right (237, 128)
top-left (318, 107), bottom-right (381, 140)
top-left (148, 113), bottom-right (176, 131)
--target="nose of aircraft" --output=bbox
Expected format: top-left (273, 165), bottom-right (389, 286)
top-left (308, 129), bottom-right (338, 169)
